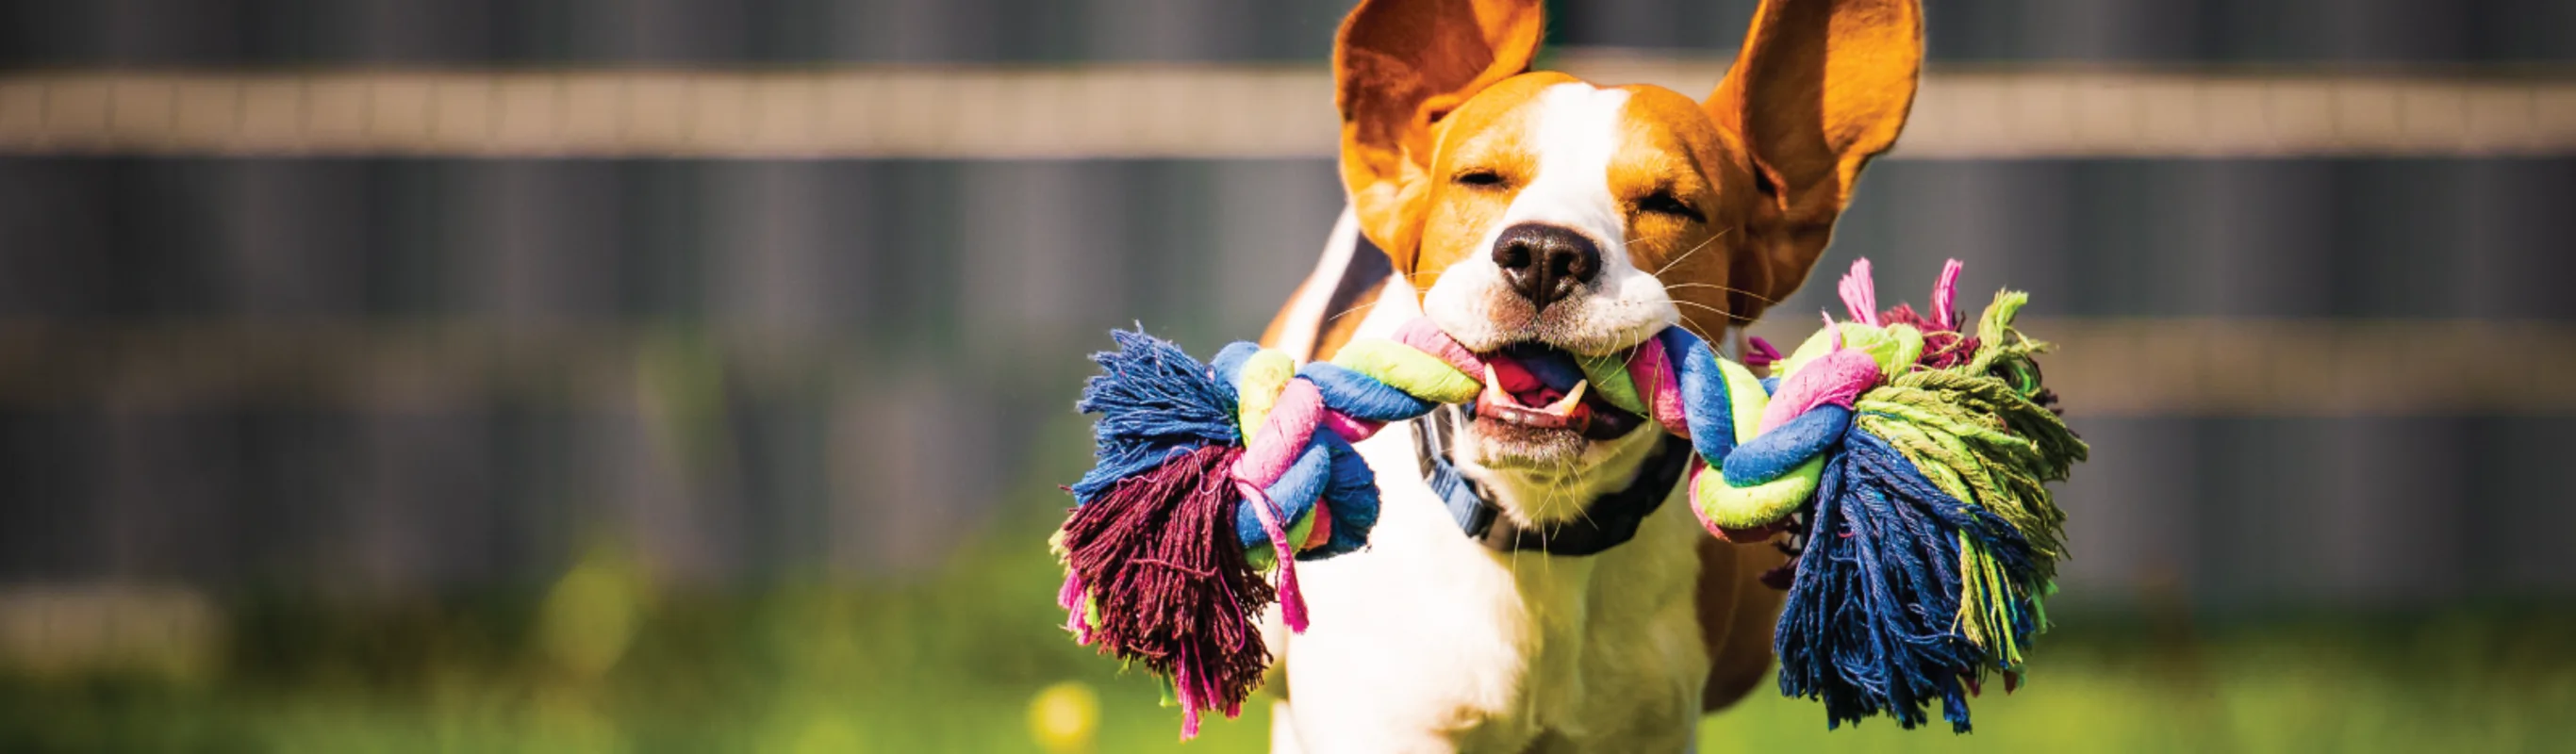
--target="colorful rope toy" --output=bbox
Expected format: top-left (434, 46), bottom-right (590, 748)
top-left (1054, 258), bottom-right (2086, 736)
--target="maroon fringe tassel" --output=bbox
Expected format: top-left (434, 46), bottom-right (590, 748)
top-left (1880, 303), bottom-right (1981, 369)
top-left (1056, 444), bottom-right (1273, 738)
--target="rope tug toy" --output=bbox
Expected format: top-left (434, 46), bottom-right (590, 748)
top-left (1054, 258), bottom-right (2086, 736)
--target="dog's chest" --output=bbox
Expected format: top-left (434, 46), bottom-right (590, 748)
top-left (1278, 422), bottom-right (1709, 752)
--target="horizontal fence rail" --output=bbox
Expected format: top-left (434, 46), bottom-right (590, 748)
top-left (4, 57), bottom-right (2574, 158)
top-left (1, 319), bottom-right (2570, 418)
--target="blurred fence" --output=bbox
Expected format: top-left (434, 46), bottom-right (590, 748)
top-left (2, 0), bottom-right (2574, 616)
top-left (6, 63), bottom-right (2575, 157)
top-left (4, 0), bottom-right (2573, 65)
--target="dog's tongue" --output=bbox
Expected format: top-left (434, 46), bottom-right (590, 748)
top-left (1473, 347), bottom-right (1595, 429)
top-left (1477, 366), bottom-right (1591, 428)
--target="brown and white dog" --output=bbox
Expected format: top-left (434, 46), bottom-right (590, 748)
top-left (1254, 0), bottom-right (1923, 750)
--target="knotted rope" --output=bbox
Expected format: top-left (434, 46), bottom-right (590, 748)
top-left (1057, 258), bottom-right (2085, 737)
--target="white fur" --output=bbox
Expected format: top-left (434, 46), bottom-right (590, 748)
top-left (1266, 86), bottom-right (1710, 750)
top-left (1420, 84), bottom-right (1680, 359)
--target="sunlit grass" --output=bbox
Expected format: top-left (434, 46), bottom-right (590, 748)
top-left (1709, 622), bottom-right (2576, 754)
top-left (3, 497), bottom-right (2570, 752)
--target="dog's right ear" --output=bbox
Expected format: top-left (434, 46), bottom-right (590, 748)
top-left (1704, 0), bottom-right (1922, 324)
top-left (1334, 0), bottom-right (1545, 273)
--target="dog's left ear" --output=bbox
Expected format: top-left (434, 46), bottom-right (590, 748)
top-left (1333, 0), bottom-right (1546, 273)
top-left (1705, 0), bottom-right (1923, 323)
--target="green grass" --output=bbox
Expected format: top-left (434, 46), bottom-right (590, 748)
top-left (1706, 611), bottom-right (2576, 753)
top-left (5, 471), bottom-right (2572, 753)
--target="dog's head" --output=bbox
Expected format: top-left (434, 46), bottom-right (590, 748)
top-left (1334, 0), bottom-right (1922, 521)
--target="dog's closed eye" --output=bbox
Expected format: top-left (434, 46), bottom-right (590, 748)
top-left (1454, 168), bottom-right (1509, 189)
top-left (1638, 189), bottom-right (1700, 221)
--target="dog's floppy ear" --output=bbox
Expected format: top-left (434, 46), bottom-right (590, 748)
top-left (1334, 0), bottom-right (1545, 273)
top-left (1705, 0), bottom-right (1922, 323)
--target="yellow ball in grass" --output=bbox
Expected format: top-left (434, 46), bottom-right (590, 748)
top-left (1028, 680), bottom-right (1100, 754)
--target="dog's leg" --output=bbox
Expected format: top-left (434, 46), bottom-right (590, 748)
top-left (1696, 537), bottom-right (1790, 713)
top-left (1269, 699), bottom-right (1306, 754)
top-left (1262, 605), bottom-right (1302, 753)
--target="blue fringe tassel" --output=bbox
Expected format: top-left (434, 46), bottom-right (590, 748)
top-left (1775, 429), bottom-right (2041, 733)
top-left (1069, 329), bottom-right (1243, 505)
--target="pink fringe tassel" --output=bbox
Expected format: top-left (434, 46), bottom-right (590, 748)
top-left (1839, 258), bottom-right (1881, 327)
top-left (1235, 480), bottom-right (1310, 632)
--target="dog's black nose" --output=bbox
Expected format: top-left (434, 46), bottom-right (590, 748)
top-left (1491, 222), bottom-right (1601, 310)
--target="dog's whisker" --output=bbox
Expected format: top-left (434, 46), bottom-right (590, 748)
top-left (1671, 299), bottom-right (1750, 325)
top-left (1660, 284), bottom-right (1780, 317)
top-left (1648, 227), bottom-right (1733, 278)
top-left (1660, 281), bottom-right (1771, 298)
top-left (1671, 299), bottom-right (1746, 316)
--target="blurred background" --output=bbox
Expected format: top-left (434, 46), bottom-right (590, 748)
top-left (2, 0), bottom-right (2574, 751)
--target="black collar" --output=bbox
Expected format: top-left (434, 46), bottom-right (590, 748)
top-left (1411, 407), bottom-right (1695, 556)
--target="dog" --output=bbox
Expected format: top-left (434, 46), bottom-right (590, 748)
top-left (1253, 0), bottom-right (1924, 750)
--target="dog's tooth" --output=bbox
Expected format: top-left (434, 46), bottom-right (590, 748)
top-left (1480, 365), bottom-right (1518, 408)
top-left (1541, 381), bottom-right (1588, 418)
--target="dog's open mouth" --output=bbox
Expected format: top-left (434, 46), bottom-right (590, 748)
top-left (1465, 342), bottom-right (1648, 443)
